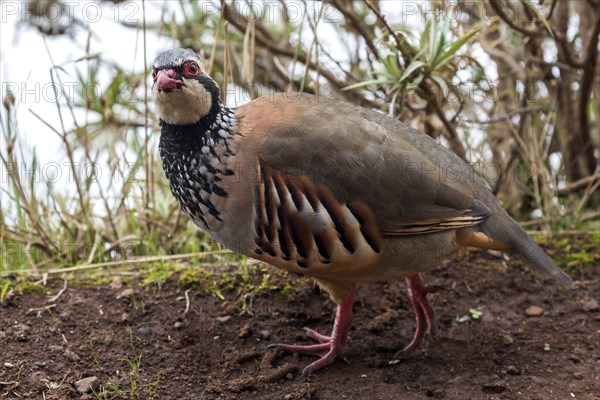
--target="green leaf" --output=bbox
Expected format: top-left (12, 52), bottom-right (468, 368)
top-left (469, 308), bottom-right (483, 320)
top-left (375, 70), bottom-right (398, 80)
top-left (411, 73), bottom-right (425, 88)
top-left (543, 343), bottom-right (551, 351)
top-left (0, 281), bottom-right (11, 303)
top-left (429, 73), bottom-right (449, 91)
top-left (427, 18), bottom-right (438, 63)
top-left (399, 60), bottom-right (426, 83)
top-left (433, 21), bottom-right (484, 70)
top-left (421, 19), bottom-right (432, 50)
top-left (342, 79), bottom-right (389, 91)
top-left (433, 20), bottom-right (449, 63)
top-left (382, 55), bottom-right (401, 78)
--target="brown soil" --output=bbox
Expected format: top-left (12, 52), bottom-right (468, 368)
top-left (1, 245), bottom-right (599, 400)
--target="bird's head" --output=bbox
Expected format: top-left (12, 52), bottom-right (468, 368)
top-left (152, 48), bottom-right (220, 126)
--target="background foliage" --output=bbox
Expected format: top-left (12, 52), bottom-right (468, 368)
top-left (1, 0), bottom-right (599, 274)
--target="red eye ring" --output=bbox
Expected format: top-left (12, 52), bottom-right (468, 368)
top-left (183, 61), bottom-right (201, 78)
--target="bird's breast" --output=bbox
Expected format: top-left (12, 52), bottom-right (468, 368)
top-left (159, 134), bottom-right (237, 234)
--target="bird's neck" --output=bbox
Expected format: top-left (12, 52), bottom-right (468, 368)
top-left (158, 102), bottom-right (237, 230)
top-left (159, 101), bottom-right (237, 154)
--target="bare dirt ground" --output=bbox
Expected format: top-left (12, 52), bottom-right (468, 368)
top-left (1, 239), bottom-right (598, 400)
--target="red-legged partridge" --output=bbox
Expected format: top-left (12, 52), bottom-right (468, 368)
top-left (152, 48), bottom-right (573, 377)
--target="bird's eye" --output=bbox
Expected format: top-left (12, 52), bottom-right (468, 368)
top-left (183, 61), bottom-right (201, 77)
top-left (151, 69), bottom-right (157, 80)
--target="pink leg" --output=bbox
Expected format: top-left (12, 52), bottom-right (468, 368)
top-left (396, 273), bottom-right (440, 358)
top-left (268, 291), bottom-right (355, 377)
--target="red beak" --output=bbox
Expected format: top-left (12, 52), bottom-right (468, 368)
top-left (156, 69), bottom-right (184, 91)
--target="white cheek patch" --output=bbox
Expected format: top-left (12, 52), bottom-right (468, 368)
top-left (153, 80), bottom-right (213, 125)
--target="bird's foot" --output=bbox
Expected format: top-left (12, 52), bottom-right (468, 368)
top-left (267, 337), bottom-right (344, 377)
top-left (267, 291), bottom-right (355, 377)
top-left (396, 273), bottom-right (441, 358)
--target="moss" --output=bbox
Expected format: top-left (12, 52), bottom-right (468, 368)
top-left (175, 261), bottom-right (296, 311)
top-left (0, 277), bottom-right (47, 299)
top-left (547, 234), bottom-right (599, 278)
top-left (564, 251), bottom-right (595, 267)
top-left (588, 231), bottom-right (600, 249)
top-left (141, 263), bottom-right (177, 288)
top-left (177, 268), bottom-right (203, 286)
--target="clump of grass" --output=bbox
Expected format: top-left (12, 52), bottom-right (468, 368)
top-left (0, 280), bottom-right (11, 303)
top-left (93, 328), bottom-right (161, 399)
top-left (0, 48), bottom-right (213, 276)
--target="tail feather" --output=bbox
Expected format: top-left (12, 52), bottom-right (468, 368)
top-left (508, 231), bottom-right (574, 288)
top-left (481, 207), bottom-right (574, 288)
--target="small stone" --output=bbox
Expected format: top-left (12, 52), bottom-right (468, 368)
top-left (580, 297), bottom-right (599, 312)
top-left (482, 382), bottom-right (506, 394)
top-left (75, 376), bottom-right (99, 394)
top-left (568, 355), bottom-right (581, 364)
top-left (33, 361), bottom-right (45, 368)
top-left (49, 345), bottom-right (64, 353)
top-left (285, 373), bottom-right (293, 380)
top-left (572, 372), bottom-right (583, 380)
top-left (120, 313), bottom-right (130, 322)
top-left (27, 371), bottom-right (48, 390)
top-left (174, 321), bottom-right (183, 329)
top-left (14, 323), bottom-right (31, 332)
top-left (221, 302), bottom-right (237, 314)
top-left (64, 349), bottom-right (80, 362)
top-left (216, 316), bottom-right (231, 323)
top-left (15, 329), bottom-right (28, 342)
top-left (117, 288), bottom-right (134, 299)
top-left (239, 323), bottom-right (252, 338)
top-left (502, 334), bottom-right (514, 345)
top-left (264, 363), bottom-right (298, 383)
top-left (525, 306), bottom-right (544, 317)
top-left (110, 277), bottom-right (123, 290)
top-left (4, 362), bottom-right (14, 369)
top-left (425, 388), bottom-right (446, 398)
top-left (236, 351), bottom-right (261, 364)
top-left (137, 326), bottom-right (150, 335)
top-left (259, 330), bottom-right (271, 340)
top-left (506, 365), bottom-right (521, 375)
top-left (284, 394), bottom-right (292, 399)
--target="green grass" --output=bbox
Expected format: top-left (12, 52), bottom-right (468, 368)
top-left (91, 329), bottom-right (161, 399)
top-left (0, 280), bottom-right (10, 303)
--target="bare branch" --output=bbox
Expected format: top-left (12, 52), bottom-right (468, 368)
top-left (221, 1), bottom-right (379, 108)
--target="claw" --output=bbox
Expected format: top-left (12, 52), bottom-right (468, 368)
top-left (267, 291), bottom-right (355, 376)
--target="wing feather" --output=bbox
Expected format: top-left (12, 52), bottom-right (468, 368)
top-left (237, 94), bottom-right (488, 236)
